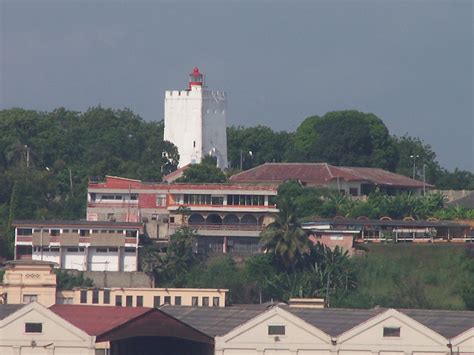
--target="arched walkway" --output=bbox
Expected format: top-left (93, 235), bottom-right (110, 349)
top-left (206, 214), bottom-right (222, 225)
top-left (223, 214), bottom-right (239, 225)
top-left (188, 214), bottom-right (205, 225)
top-left (241, 214), bottom-right (257, 225)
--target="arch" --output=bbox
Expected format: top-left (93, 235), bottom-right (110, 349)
top-left (403, 216), bottom-right (415, 221)
top-left (258, 216), bottom-right (265, 226)
top-left (223, 214), bottom-right (239, 225)
top-left (334, 215), bottom-right (345, 220)
top-left (357, 216), bottom-right (369, 221)
top-left (379, 216), bottom-right (392, 221)
top-left (188, 214), bottom-right (205, 225)
top-left (241, 214), bottom-right (258, 225)
top-left (206, 214), bottom-right (222, 225)
top-left (427, 217), bottom-right (439, 222)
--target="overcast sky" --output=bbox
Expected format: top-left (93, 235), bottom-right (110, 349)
top-left (0, 0), bottom-right (472, 171)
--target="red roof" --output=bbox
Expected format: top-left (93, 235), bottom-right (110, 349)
top-left (162, 164), bottom-right (191, 183)
top-left (50, 305), bottom-right (151, 336)
top-left (89, 175), bottom-right (277, 192)
top-left (229, 163), bottom-right (434, 188)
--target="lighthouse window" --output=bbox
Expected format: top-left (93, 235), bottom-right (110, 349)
top-left (193, 141), bottom-right (196, 148)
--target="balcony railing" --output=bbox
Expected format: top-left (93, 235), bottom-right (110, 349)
top-left (171, 223), bottom-right (263, 231)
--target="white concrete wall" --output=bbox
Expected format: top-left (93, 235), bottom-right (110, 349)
top-left (32, 249), bottom-right (60, 265)
top-left (64, 251), bottom-right (87, 271)
top-left (202, 90), bottom-right (228, 168)
top-left (88, 248), bottom-right (119, 271)
top-left (164, 88), bottom-right (203, 167)
top-left (123, 251), bottom-right (137, 272)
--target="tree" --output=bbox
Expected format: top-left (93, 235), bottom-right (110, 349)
top-left (292, 110), bottom-right (398, 170)
top-left (227, 125), bottom-right (294, 170)
top-left (176, 155), bottom-right (227, 183)
top-left (260, 197), bottom-right (310, 268)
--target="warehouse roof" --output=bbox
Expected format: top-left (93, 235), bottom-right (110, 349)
top-left (0, 304), bottom-right (24, 321)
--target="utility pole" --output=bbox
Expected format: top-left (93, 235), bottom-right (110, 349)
top-left (24, 145), bottom-right (30, 168)
top-left (69, 168), bottom-right (74, 197)
top-left (423, 164), bottom-right (426, 196)
top-left (410, 154), bottom-right (419, 179)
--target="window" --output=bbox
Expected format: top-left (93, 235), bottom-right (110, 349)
top-left (164, 296), bottom-right (171, 304)
top-left (92, 230), bottom-right (99, 234)
top-left (67, 247), bottom-right (79, 252)
top-left (80, 229), bottom-right (90, 237)
top-left (96, 248), bottom-right (108, 253)
top-left (108, 247), bottom-right (118, 252)
top-left (156, 194), bottom-right (167, 206)
top-left (125, 230), bottom-right (137, 238)
top-left (268, 195), bottom-right (277, 206)
top-left (23, 294), bottom-right (38, 304)
top-left (213, 297), bottom-right (220, 307)
top-left (130, 194), bottom-right (138, 200)
top-left (17, 228), bottom-right (33, 236)
top-left (192, 297), bottom-right (198, 307)
top-left (268, 325), bottom-right (285, 335)
top-left (49, 229), bottom-right (60, 237)
top-left (107, 213), bottom-right (115, 221)
top-left (202, 297), bottom-right (209, 307)
top-left (33, 229), bottom-right (41, 233)
top-left (153, 296), bottom-right (161, 308)
top-left (169, 217), bottom-right (175, 224)
top-left (126, 295), bottom-right (133, 307)
top-left (62, 229), bottom-right (69, 233)
top-left (174, 296), bottom-right (181, 305)
top-left (72, 229), bottom-right (78, 233)
top-left (103, 289), bottom-right (110, 304)
top-left (80, 290), bottom-right (88, 304)
top-left (211, 196), bottom-right (224, 205)
top-left (25, 323), bottom-right (42, 333)
top-left (124, 247), bottom-right (136, 253)
top-left (108, 230), bottom-right (115, 233)
top-left (151, 214), bottom-right (158, 221)
top-left (92, 289), bottom-right (99, 304)
top-left (383, 327), bottom-right (401, 337)
top-left (349, 187), bottom-right (358, 196)
top-left (136, 296), bottom-right (144, 307)
top-left (115, 295), bottom-right (122, 306)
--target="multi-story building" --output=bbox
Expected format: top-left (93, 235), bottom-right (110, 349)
top-left (13, 220), bottom-right (143, 272)
top-left (87, 176), bottom-right (278, 254)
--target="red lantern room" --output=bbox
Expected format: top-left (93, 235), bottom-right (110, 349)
top-left (188, 67), bottom-right (204, 89)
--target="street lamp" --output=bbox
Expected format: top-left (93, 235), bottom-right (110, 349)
top-left (240, 149), bottom-right (253, 171)
top-left (410, 154), bottom-right (420, 179)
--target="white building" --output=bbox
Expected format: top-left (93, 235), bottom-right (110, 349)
top-left (164, 67), bottom-right (228, 169)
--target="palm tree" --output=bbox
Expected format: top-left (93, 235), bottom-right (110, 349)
top-left (260, 197), bottom-right (309, 269)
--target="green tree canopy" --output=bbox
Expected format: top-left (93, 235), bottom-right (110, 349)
top-left (176, 155), bottom-right (227, 183)
top-left (292, 110), bottom-right (398, 170)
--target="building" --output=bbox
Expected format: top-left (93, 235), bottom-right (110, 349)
top-left (303, 217), bottom-right (473, 243)
top-left (57, 287), bottom-right (227, 308)
top-left (13, 220), bottom-right (143, 272)
top-left (0, 260), bottom-right (57, 307)
top-left (87, 175), bottom-right (278, 253)
top-left (164, 67), bottom-right (228, 168)
top-left (0, 260), bottom-right (228, 309)
top-left (0, 302), bottom-right (96, 355)
top-left (162, 305), bottom-right (474, 355)
top-left (230, 163), bottom-right (433, 196)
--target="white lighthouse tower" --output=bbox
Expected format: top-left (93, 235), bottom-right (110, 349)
top-left (164, 68), bottom-right (228, 169)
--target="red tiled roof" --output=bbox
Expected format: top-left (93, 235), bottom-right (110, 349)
top-left (229, 163), bottom-right (434, 188)
top-left (49, 305), bottom-right (152, 336)
top-left (89, 176), bottom-right (277, 192)
top-left (162, 164), bottom-right (191, 183)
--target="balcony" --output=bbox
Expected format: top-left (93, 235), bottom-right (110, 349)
top-left (170, 222), bottom-right (263, 238)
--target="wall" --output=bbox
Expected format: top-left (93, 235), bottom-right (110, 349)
top-left (202, 90), bottom-right (228, 168)
top-left (164, 88), bottom-right (203, 167)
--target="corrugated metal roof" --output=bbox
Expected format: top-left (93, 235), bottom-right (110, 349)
top-left (161, 305), bottom-right (269, 337)
top-left (230, 163), bottom-right (433, 188)
top-left (0, 304), bottom-right (24, 320)
top-left (303, 218), bottom-right (470, 228)
top-left (400, 308), bottom-right (474, 339)
top-left (49, 305), bottom-right (152, 336)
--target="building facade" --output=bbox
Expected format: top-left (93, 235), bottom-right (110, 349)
top-left (164, 67), bottom-right (228, 168)
top-left (14, 220), bottom-right (143, 272)
top-left (87, 176), bottom-right (278, 254)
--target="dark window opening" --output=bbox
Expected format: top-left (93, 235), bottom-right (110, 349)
top-left (164, 296), bottom-right (171, 304)
top-left (25, 323), bottom-right (42, 333)
top-left (383, 327), bottom-right (401, 337)
top-left (192, 297), bottom-right (198, 307)
top-left (174, 296), bottom-right (182, 305)
top-left (136, 296), bottom-right (144, 307)
top-left (268, 325), bottom-right (285, 335)
top-left (202, 297), bottom-right (209, 307)
top-left (153, 296), bottom-right (161, 308)
top-left (92, 289), bottom-right (99, 304)
top-left (126, 295), bottom-right (133, 307)
top-left (103, 289), bottom-right (110, 304)
top-left (80, 290), bottom-right (87, 304)
top-left (17, 228), bottom-right (33, 236)
top-left (115, 295), bottom-right (122, 306)
top-left (213, 297), bottom-right (220, 307)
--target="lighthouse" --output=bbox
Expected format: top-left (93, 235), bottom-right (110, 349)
top-left (164, 68), bottom-right (228, 169)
